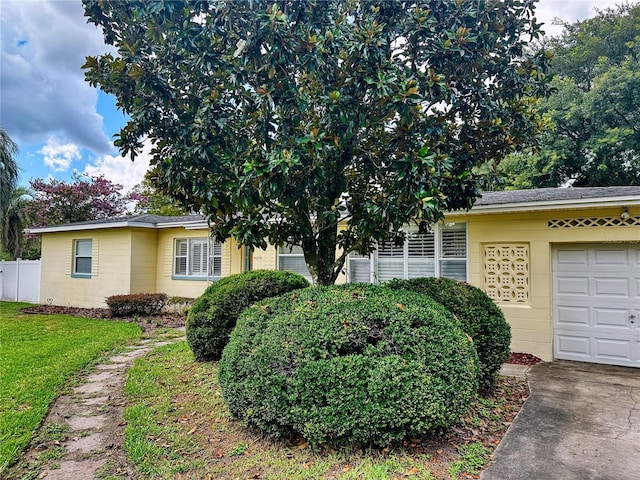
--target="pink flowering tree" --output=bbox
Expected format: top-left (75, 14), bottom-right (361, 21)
top-left (26, 174), bottom-right (133, 227)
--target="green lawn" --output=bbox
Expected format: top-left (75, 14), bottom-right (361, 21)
top-left (0, 302), bottom-right (141, 472)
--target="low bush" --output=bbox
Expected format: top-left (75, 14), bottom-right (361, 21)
top-left (186, 270), bottom-right (310, 360)
top-left (218, 284), bottom-right (479, 446)
top-left (165, 296), bottom-right (196, 316)
top-left (106, 293), bottom-right (167, 317)
top-left (389, 277), bottom-right (511, 390)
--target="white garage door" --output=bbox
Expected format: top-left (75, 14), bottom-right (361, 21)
top-left (553, 244), bottom-right (640, 367)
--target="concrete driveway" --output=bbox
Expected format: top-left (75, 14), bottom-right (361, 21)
top-left (482, 361), bottom-right (640, 480)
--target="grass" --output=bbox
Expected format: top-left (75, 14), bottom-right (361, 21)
top-left (0, 302), bottom-right (141, 472)
top-left (449, 442), bottom-right (491, 478)
top-left (124, 341), bottom-right (527, 479)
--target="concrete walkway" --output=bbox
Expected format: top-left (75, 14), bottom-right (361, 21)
top-left (36, 331), bottom-right (185, 480)
top-left (483, 361), bottom-right (640, 480)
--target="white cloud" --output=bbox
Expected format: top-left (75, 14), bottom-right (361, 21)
top-left (38, 136), bottom-right (81, 171)
top-left (83, 143), bottom-right (152, 192)
top-left (536, 0), bottom-right (625, 38)
top-left (0, 0), bottom-right (115, 153)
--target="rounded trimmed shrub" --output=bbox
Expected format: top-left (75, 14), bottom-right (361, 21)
top-left (389, 277), bottom-right (511, 390)
top-left (218, 284), bottom-right (479, 446)
top-left (186, 270), bottom-right (310, 360)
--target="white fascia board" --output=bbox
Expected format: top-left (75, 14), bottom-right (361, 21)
top-left (156, 221), bottom-right (209, 230)
top-left (464, 195), bottom-right (640, 214)
top-left (28, 221), bottom-right (157, 234)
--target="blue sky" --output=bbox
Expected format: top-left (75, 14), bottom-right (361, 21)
top-left (0, 0), bottom-right (627, 193)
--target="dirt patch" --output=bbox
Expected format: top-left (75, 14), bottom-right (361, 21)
top-left (20, 304), bottom-right (185, 333)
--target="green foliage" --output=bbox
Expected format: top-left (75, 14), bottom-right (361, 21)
top-left (25, 173), bottom-right (133, 227)
top-left (389, 277), bottom-right (510, 391)
top-left (500, 4), bottom-right (640, 188)
top-left (0, 129), bottom-right (19, 216)
top-left (0, 302), bottom-right (140, 472)
top-left (106, 293), bottom-right (168, 317)
top-left (83, 0), bottom-right (550, 285)
top-left (131, 169), bottom-right (191, 216)
top-left (186, 270), bottom-right (310, 360)
top-left (218, 284), bottom-right (479, 446)
top-left (0, 130), bottom-right (32, 260)
top-left (1, 186), bottom-right (32, 260)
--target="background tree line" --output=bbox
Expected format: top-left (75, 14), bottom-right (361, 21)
top-left (496, 3), bottom-right (640, 189)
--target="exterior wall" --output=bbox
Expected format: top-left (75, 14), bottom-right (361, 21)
top-left (130, 229), bottom-right (158, 293)
top-left (227, 237), bottom-right (246, 276)
top-left (252, 244), bottom-right (278, 271)
top-left (40, 229), bottom-right (133, 308)
top-left (40, 226), bottom-right (245, 307)
top-left (448, 206), bottom-right (640, 361)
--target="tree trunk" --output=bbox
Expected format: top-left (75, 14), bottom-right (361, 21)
top-left (304, 220), bottom-right (340, 286)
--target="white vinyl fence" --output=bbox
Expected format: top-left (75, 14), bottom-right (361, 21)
top-left (0, 259), bottom-right (41, 303)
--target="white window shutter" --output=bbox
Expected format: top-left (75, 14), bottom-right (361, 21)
top-left (407, 230), bottom-right (435, 278)
top-left (348, 253), bottom-right (371, 283)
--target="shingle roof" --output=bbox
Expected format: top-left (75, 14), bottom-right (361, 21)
top-left (42, 214), bottom-right (206, 228)
top-left (475, 186), bottom-right (640, 206)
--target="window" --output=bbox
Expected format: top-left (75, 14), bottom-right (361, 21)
top-left (347, 222), bottom-right (467, 283)
top-left (174, 238), bottom-right (222, 279)
top-left (73, 239), bottom-right (92, 276)
top-left (278, 244), bottom-right (312, 282)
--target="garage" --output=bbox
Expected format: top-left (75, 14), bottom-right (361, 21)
top-left (553, 244), bottom-right (640, 367)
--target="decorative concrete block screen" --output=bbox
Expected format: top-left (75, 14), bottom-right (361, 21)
top-left (548, 216), bottom-right (640, 228)
top-left (483, 244), bottom-right (529, 304)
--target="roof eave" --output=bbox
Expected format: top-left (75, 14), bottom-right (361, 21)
top-left (28, 221), bottom-right (158, 234)
top-left (156, 221), bottom-right (209, 230)
top-left (465, 195), bottom-right (640, 214)
top-left (29, 219), bottom-right (211, 234)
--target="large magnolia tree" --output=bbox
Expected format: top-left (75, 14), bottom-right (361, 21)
top-left (83, 0), bottom-right (550, 285)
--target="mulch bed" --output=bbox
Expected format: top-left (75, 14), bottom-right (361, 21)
top-left (507, 352), bottom-right (543, 366)
top-left (20, 304), bottom-right (185, 332)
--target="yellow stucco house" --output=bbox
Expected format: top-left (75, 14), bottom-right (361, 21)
top-left (31, 186), bottom-right (640, 367)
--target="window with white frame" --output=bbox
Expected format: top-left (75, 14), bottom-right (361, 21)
top-left (174, 238), bottom-right (222, 279)
top-left (347, 222), bottom-right (467, 283)
top-left (278, 244), bottom-right (312, 282)
top-left (73, 239), bottom-right (92, 276)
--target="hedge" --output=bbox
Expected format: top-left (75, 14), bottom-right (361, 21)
top-left (105, 293), bottom-right (167, 317)
top-left (218, 284), bottom-right (479, 446)
top-left (186, 270), bottom-right (310, 360)
top-left (389, 277), bottom-right (511, 390)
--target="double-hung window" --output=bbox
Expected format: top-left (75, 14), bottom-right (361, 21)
top-left (277, 244), bottom-right (312, 282)
top-left (73, 239), bottom-right (92, 277)
top-left (347, 222), bottom-right (467, 283)
top-left (174, 238), bottom-right (222, 279)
